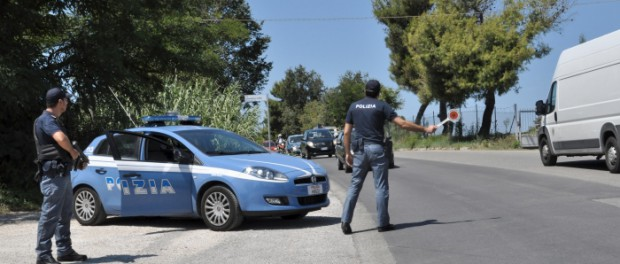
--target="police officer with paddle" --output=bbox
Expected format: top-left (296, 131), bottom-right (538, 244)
top-left (340, 80), bottom-right (436, 235)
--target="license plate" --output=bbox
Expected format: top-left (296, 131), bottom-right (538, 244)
top-left (321, 147), bottom-right (328, 151)
top-left (308, 184), bottom-right (323, 195)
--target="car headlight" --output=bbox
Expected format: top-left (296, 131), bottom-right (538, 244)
top-left (307, 142), bottom-right (315, 148)
top-left (243, 167), bottom-right (288, 181)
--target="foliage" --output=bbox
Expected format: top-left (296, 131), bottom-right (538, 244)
top-left (374, 0), bottom-right (571, 137)
top-left (323, 72), bottom-right (366, 127)
top-left (393, 133), bottom-right (521, 150)
top-left (298, 101), bottom-right (327, 132)
top-left (0, 0), bottom-right (270, 209)
top-left (269, 65), bottom-right (326, 136)
top-left (323, 71), bottom-right (405, 128)
top-left (134, 77), bottom-right (262, 141)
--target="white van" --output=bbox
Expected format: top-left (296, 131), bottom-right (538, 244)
top-left (535, 29), bottom-right (620, 173)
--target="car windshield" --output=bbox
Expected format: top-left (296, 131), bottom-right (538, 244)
top-left (288, 136), bottom-right (302, 143)
top-left (176, 129), bottom-right (268, 156)
top-left (307, 130), bottom-right (332, 139)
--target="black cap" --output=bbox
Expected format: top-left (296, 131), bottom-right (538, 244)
top-left (365, 80), bottom-right (381, 94)
top-left (46, 87), bottom-right (71, 105)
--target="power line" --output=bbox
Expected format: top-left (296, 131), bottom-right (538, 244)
top-left (203, 0), bottom-right (620, 24)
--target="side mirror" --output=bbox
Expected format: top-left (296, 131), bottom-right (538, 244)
top-left (535, 100), bottom-right (546, 115)
top-left (174, 148), bottom-right (194, 164)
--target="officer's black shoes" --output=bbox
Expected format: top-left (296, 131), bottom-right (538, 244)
top-left (36, 255), bottom-right (60, 264)
top-left (378, 224), bottom-right (395, 232)
top-left (341, 222), bottom-right (352, 235)
top-left (57, 250), bottom-right (87, 262)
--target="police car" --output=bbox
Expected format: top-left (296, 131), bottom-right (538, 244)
top-left (71, 115), bottom-right (330, 231)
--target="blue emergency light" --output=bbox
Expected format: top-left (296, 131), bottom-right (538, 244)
top-left (141, 114), bottom-right (201, 126)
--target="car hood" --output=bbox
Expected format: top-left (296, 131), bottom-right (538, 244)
top-left (205, 153), bottom-right (326, 176)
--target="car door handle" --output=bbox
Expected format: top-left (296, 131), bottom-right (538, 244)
top-left (122, 173), bottom-right (141, 178)
top-left (95, 168), bottom-right (107, 175)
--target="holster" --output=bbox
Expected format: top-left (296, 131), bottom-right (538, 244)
top-left (33, 159), bottom-right (42, 183)
top-left (352, 138), bottom-right (364, 153)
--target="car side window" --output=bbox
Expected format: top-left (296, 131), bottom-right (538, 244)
top-left (145, 133), bottom-right (192, 163)
top-left (145, 135), bottom-right (175, 163)
top-left (94, 139), bottom-right (112, 156)
top-left (116, 134), bottom-right (141, 161)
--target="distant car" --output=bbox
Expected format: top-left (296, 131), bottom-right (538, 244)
top-left (262, 140), bottom-right (277, 152)
top-left (286, 134), bottom-right (303, 155)
top-left (335, 129), bottom-right (395, 173)
top-left (301, 129), bottom-right (335, 159)
top-left (70, 115), bottom-right (330, 231)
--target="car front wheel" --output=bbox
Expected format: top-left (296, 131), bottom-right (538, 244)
top-left (201, 186), bottom-right (243, 231)
top-left (73, 187), bottom-right (107, 225)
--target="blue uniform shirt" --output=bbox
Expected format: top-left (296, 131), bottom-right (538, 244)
top-left (35, 110), bottom-right (71, 161)
top-left (35, 111), bottom-right (64, 145)
top-left (345, 96), bottom-right (398, 144)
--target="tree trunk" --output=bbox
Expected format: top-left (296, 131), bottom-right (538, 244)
top-left (437, 101), bottom-right (449, 135)
top-left (478, 90), bottom-right (495, 138)
top-left (414, 102), bottom-right (429, 125)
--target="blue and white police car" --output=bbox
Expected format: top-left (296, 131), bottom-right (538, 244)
top-left (71, 115), bottom-right (330, 231)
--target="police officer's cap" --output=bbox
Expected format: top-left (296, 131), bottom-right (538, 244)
top-left (365, 80), bottom-right (381, 94)
top-left (46, 87), bottom-right (72, 105)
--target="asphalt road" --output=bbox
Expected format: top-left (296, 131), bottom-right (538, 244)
top-left (323, 150), bottom-right (620, 264)
top-left (3, 150), bottom-right (620, 264)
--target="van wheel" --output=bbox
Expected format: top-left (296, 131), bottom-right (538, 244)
top-left (605, 137), bottom-right (620, 173)
top-left (539, 138), bottom-right (557, 166)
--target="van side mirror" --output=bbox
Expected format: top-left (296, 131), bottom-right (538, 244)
top-left (535, 100), bottom-right (547, 115)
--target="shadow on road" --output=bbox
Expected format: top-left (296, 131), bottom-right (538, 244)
top-left (555, 159), bottom-right (608, 171)
top-left (351, 217), bottom-right (501, 234)
top-left (81, 254), bottom-right (158, 263)
top-left (239, 215), bottom-right (341, 231)
top-left (86, 215), bottom-right (340, 232)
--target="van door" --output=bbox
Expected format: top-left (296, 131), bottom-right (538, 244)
top-left (543, 82), bottom-right (559, 149)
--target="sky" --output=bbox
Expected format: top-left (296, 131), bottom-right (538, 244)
top-left (245, 0), bottom-right (620, 126)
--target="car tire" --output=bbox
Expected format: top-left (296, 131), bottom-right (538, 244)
top-left (281, 212), bottom-right (308, 220)
top-left (73, 187), bottom-right (107, 226)
top-left (201, 186), bottom-right (243, 231)
top-left (605, 137), bottom-right (620, 173)
top-left (328, 154), bottom-right (332, 158)
top-left (539, 137), bottom-right (557, 166)
top-left (337, 158), bottom-right (344, 170)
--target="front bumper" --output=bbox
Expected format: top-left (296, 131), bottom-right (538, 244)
top-left (306, 146), bottom-right (335, 156)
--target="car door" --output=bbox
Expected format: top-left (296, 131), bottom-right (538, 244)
top-left (106, 131), bottom-right (195, 217)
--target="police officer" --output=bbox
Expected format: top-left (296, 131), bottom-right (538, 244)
top-left (340, 80), bottom-right (437, 235)
top-left (34, 87), bottom-right (87, 264)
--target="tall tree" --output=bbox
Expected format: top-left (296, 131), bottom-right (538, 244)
top-left (323, 71), bottom-right (404, 127)
top-left (373, 0), bottom-right (431, 124)
top-left (0, 0), bottom-right (271, 202)
top-left (0, 0), bottom-right (70, 192)
top-left (270, 65), bottom-right (325, 136)
top-left (401, 0), bottom-right (570, 137)
top-left (323, 71), bottom-right (366, 127)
